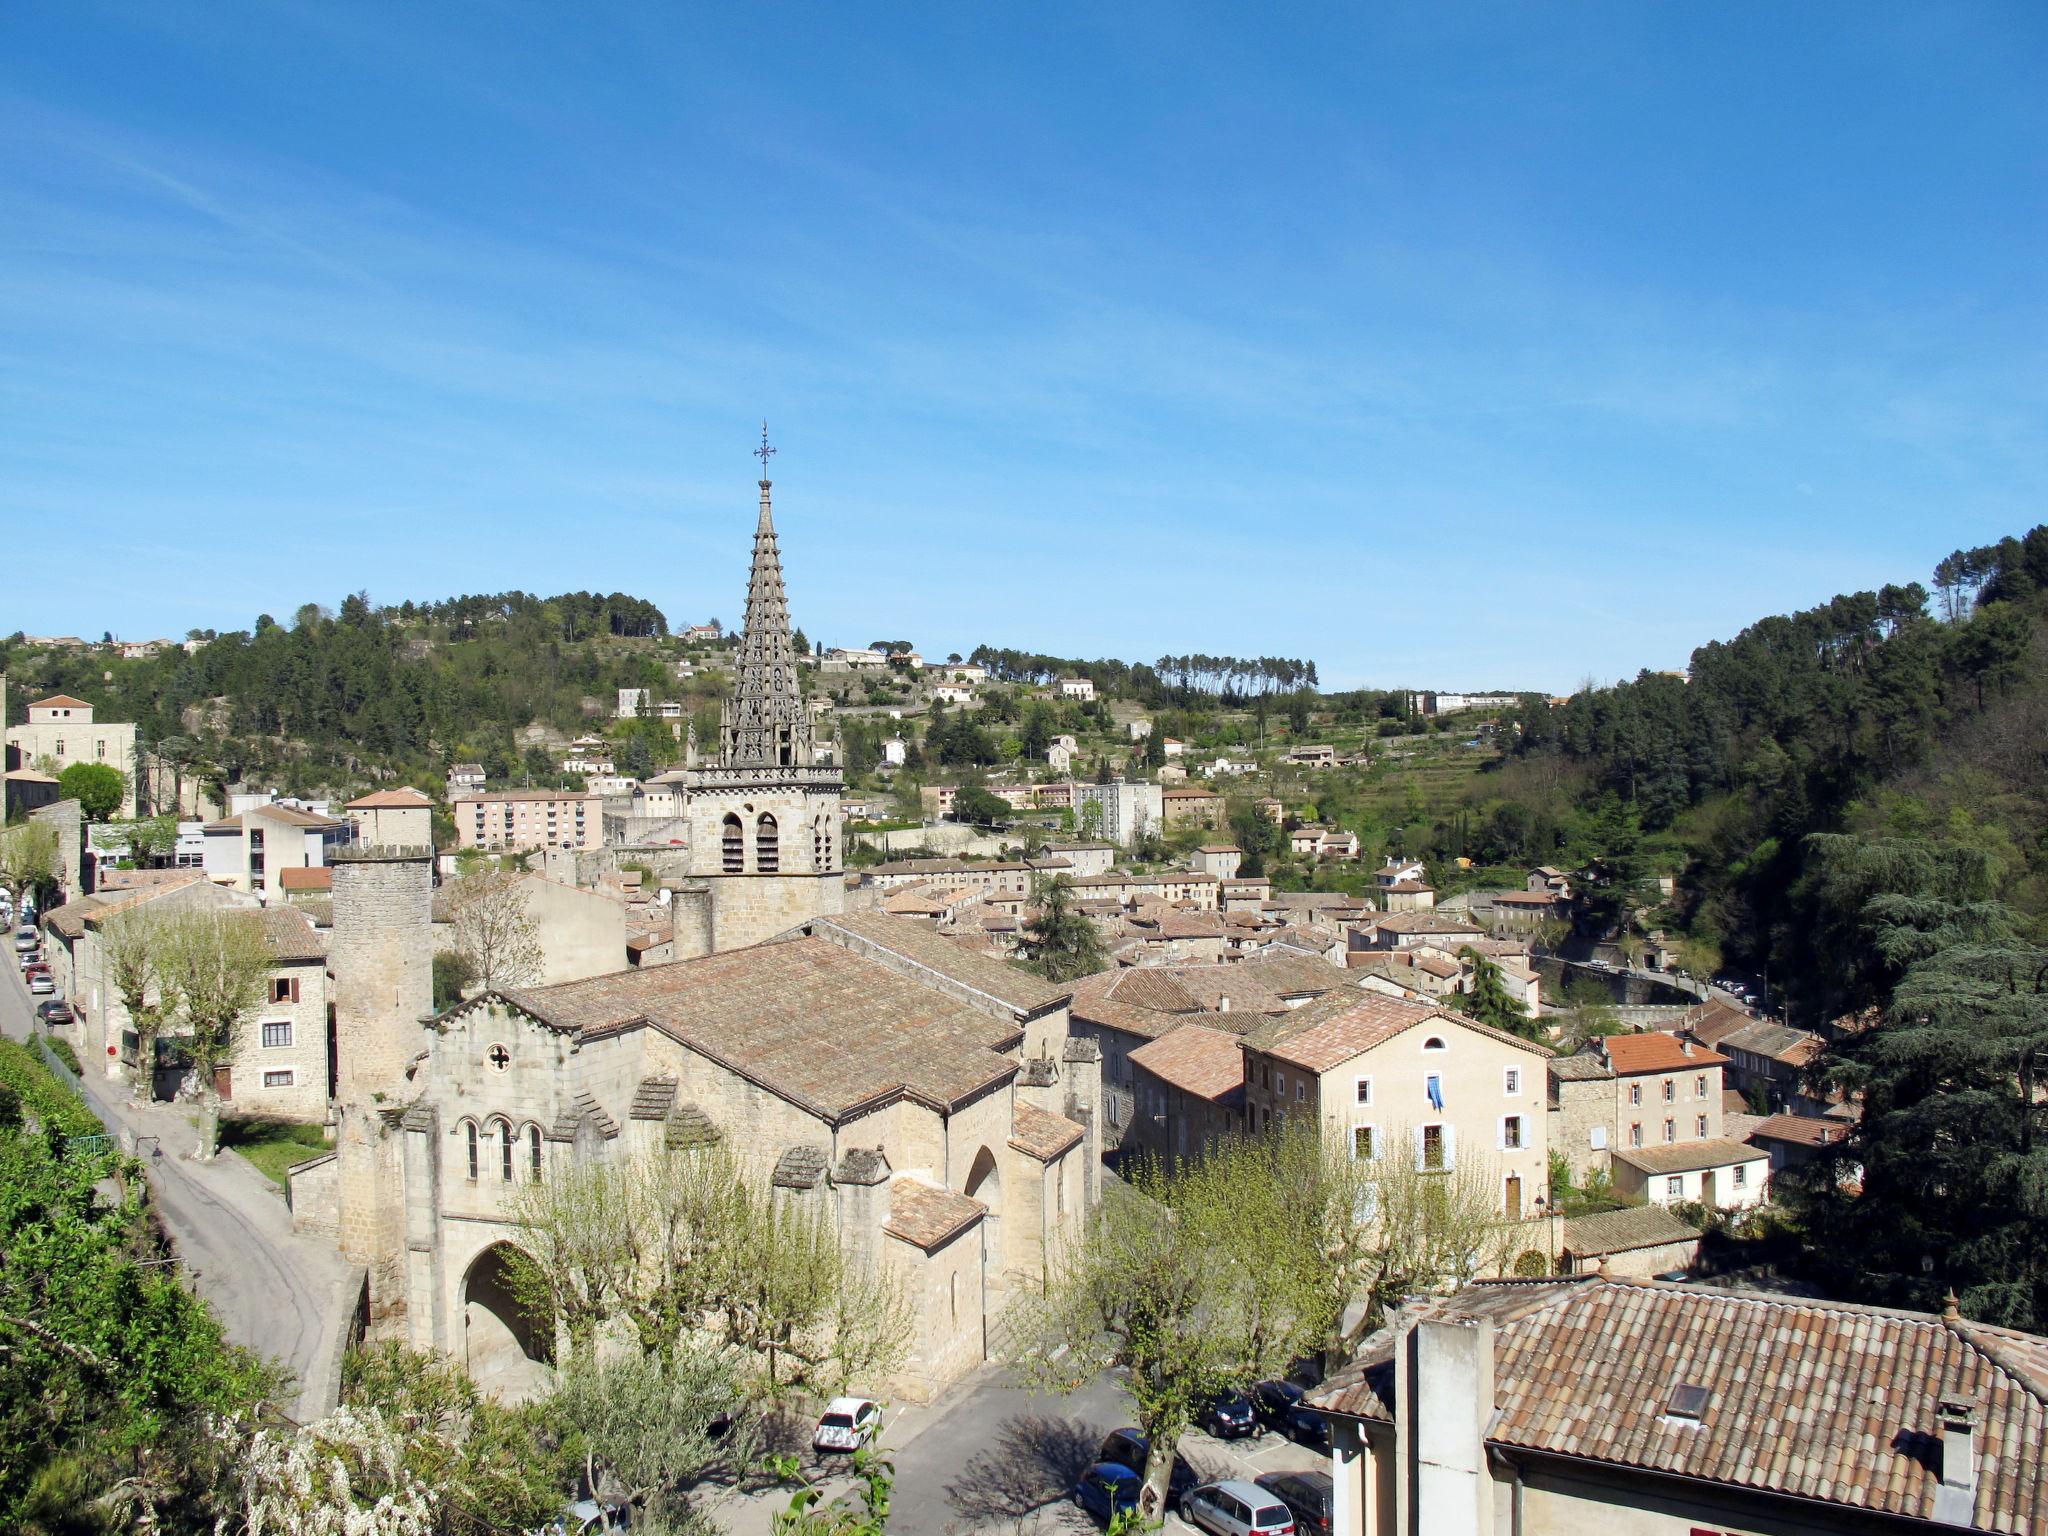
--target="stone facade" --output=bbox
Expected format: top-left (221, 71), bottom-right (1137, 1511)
top-left (7, 696), bottom-right (141, 817)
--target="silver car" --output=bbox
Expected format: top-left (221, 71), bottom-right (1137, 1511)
top-left (1181, 1478), bottom-right (1297, 1535)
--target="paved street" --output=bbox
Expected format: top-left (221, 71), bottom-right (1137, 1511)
top-left (712, 1362), bottom-right (1324, 1536)
top-left (1, 960), bottom-right (361, 1423)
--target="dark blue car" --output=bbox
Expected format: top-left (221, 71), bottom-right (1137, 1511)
top-left (1073, 1462), bottom-right (1142, 1523)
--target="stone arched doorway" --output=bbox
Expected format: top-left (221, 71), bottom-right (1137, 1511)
top-left (463, 1242), bottom-right (553, 1402)
top-left (964, 1144), bottom-right (1004, 1310)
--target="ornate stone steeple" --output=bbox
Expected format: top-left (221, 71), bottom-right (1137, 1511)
top-left (720, 425), bottom-right (815, 769)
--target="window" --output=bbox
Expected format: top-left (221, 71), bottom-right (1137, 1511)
top-left (1666, 1176), bottom-right (1684, 1199)
top-left (1425, 1072), bottom-right (1444, 1111)
top-left (1630, 1122), bottom-right (1643, 1148)
top-left (1294, 1081), bottom-right (1306, 1104)
top-left (1629, 1082), bottom-right (1642, 1106)
top-left (1354, 1076), bottom-right (1373, 1105)
top-left (1422, 1036), bottom-right (1447, 1052)
top-left (97, 740), bottom-right (107, 759)
top-left (271, 976), bottom-right (298, 1004)
top-left (529, 1125), bottom-right (543, 1181)
top-left (1420, 1124), bottom-right (1446, 1171)
top-left (261, 1069), bottom-right (293, 1088)
top-left (1696, 1074), bottom-right (1709, 1098)
top-left (1589, 1125), bottom-right (1608, 1150)
top-left (1663, 1079), bottom-right (1675, 1103)
top-left (1696, 1114), bottom-right (1709, 1138)
top-left (1501, 1115), bottom-right (1523, 1150)
top-left (1663, 1118), bottom-right (1676, 1143)
top-left (496, 1121), bottom-right (513, 1182)
top-left (722, 813), bottom-right (744, 872)
top-left (756, 813), bottom-right (779, 873)
top-left (1275, 1070), bottom-right (1286, 1097)
top-left (1732, 1164), bottom-right (1748, 1188)
top-left (261, 1021), bottom-right (292, 1048)
top-left (1503, 1066), bottom-right (1521, 1096)
top-left (1352, 1125), bottom-right (1375, 1159)
top-left (54, 739), bottom-right (65, 758)
top-left (466, 1122), bottom-right (479, 1180)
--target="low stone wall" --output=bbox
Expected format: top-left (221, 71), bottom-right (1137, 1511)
top-left (288, 1151), bottom-right (341, 1237)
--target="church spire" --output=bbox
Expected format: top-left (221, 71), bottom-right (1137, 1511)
top-left (720, 425), bottom-right (814, 769)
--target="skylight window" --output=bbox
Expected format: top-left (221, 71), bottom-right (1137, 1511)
top-left (1666, 1383), bottom-right (1711, 1422)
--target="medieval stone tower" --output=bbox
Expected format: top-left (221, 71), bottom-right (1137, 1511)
top-left (672, 432), bottom-right (844, 953)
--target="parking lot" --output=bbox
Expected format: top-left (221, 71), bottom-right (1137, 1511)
top-left (713, 1363), bottom-right (1324, 1536)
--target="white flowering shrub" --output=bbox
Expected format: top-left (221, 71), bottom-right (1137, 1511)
top-left (215, 1405), bottom-right (437, 1536)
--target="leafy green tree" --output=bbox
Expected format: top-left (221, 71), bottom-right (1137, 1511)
top-left (1457, 949), bottom-right (1537, 1038)
top-left (1018, 875), bottom-right (1106, 983)
top-left (55, 762), bottom-right (124, 821)
top-left (1947, 600), bottom-right (2031, 710)
top-left (432, 949), bottom-right (478, 1011)
top-left (949, 785), bottom-right (1010, 828)
top-left (0, 822), bottom-right (61, 909)
top-left (99, 906), bottom-right (182, 1099)
top-left (163, 910), bottom-right (276, 1159)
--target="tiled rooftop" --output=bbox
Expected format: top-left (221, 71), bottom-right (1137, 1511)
top-left (884, 1178), bottom-right (985, 1251)
top-left (1129, 1023), bottom-right (1247, 1103)
top-left (1008, 1101), bottom-right (1085, 1160)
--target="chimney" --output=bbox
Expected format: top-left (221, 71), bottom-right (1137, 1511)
top-left (1219, 994), bottom-right (1232, 1014)
top-left (1932, 1394), bottom-right (1979, 1526)
top-left (1681, 1038), bottom-right (1694, 1057)
top-left (1398, 1316), bottom-right (1496, 1536)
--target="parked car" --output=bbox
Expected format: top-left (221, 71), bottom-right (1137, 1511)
top-left (1072, 1462), bottom-right (1142, 1524)
top-left (1255, 1470), bottom-right (1334, 1535)
top-left (1180, 1478), bottom-right (1297, 1535)
top-left (1198, 1388), bottom-right (1258, 1439)
top-left (13, 933), bottom-right (37, 953)
top-left (1097, 1428), bottom-right (1197, 1500)
top-left (812, 1396), bottom-right (881, 1452)
top-left (18, 949), bottom-right (41, 971)
top-left (28, 974), bottom-right (54, 996)
top-left (37, 1000), bottom-right (75, 1026)
top-left (1250, 1379), bottom-right (1305, 1431)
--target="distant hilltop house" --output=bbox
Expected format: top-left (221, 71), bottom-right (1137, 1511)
top-left (930, 682), bottom-right (973, 705)
top-left (1406, 689), bottom-right (1523, 716)
top-left (1126, 718), bottom-right (1154, 740)
top-left (1056, 677), bottom-right (1096, 701)
top-left (681, 621), bottom-right (723, 642)
top-left (448, 762), bottom-right (487, 794)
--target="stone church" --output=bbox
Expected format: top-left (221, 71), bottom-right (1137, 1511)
top-left (294, 453), bottom-right (1102, 1403)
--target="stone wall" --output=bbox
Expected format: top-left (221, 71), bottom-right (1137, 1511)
top-left (227, 956), bottom-right (330, 1121)
top-left (706, 870), bottom-right (844, 952)
top-left (331, 847), bottom-right (434, 1102)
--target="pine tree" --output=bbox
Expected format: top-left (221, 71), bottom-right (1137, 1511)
top-left (1019, 876), bottom-right (1107, 983)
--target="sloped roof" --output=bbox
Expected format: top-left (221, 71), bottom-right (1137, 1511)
top-left (1751, 1112), bottom-right (1849, 1148)
top-left (28, 694), bottom-right (91, 709)
top-left (803, 911), bottom-right (1066, 1015)
top-left (344, 788), bottom-right (434, 809)
top-left (1309, 1278), bottom-right (2048, 1533)
top-left (884, 1179), bottom-right (985, 1251)
top-left (486, 936), bottom-right (1024, 1121)
top-left (277, 867), bottom-right (333, 891)
top-left (1234, 951), bottom-right (1347, 998)
top-left (1612, 1137), bottom-right (1767, 1176)
top-left (1599, 1032), bottom-right (1729, 1075)
top-left (1129, 1024), bottom-right (1247, 1103)
top-left (1560, 1204), bottom-right (1701, 1257)
top-left (1249, 991), bottom-right (1552, 1073)
top-left (1008, 1101), bottom-right (1086, 1160)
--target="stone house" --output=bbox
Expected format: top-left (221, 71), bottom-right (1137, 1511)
top-left (6, 694), bottom-right (141, 817)
top-left (1240, 993), bottom-right (1553, 1220)
top-left (1056, 677), bottom-right (1095, 701)
top-left (1307, 1276), bottom-right (2048, 1535)
top-left (1555, 1204), bottom-right (1701, 1278)
top-left (1126, 1023), bottom-right (1245, 1173)
top-left (1489, 889), bottom-right (1563, 933)
top-left (1547, 1031), bottom-right (1730, 1180)
top-left (1160, 785), bottom-right (1224, 830)
top-left (1189, 844), bottom-right (1243, 879)
top-left (343, 788), bottom-right (436, 849)
top-left (1682, 1001), bottom-right (1825, 1113)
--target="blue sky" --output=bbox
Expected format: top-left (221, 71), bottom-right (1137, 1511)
top-left (3, 3), bottom-right (2043, 691)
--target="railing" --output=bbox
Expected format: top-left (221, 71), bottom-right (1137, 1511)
top-left (66, 1132), bottom-right (116, 1157)
top-left (32, 1031), bottom-right (81, 1093)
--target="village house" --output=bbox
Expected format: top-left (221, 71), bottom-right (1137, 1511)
top-left (1065, 869), bottom-right (1222, 910)
top-left (1240, 992), bottom-right (1553, 1220)
top-left (1125, 1023), bottom-right (1245, 1173)
top-left (1489, 888), bottom-right (1565, 933)
top-left (1189, 843), bottom-right (1243, 880)
top-left (930, 683), bottom-right (973, 705)
top-left (1554, 1204), bottom-right (1703, 1279)
top-left (1307, 1276), bottom-right (2048, 1536)
top-left (1358, 909), bottom-right (1486, 952)
top-left (1528, 864), bottom-right (1572, 895)
top-left (1160, 784), bottom-right (1225, 830)
top-left (1056, 676), bottom-right (1096, 701)
top-left (1549, 1032), bottom-right (1768, 1207)
top-left (6, 694), bottom-right (143, 817)
top-left (448, 763), bottom-right (487, 794)
top-left (1749, 1110), bottom-right (1858, 1184)
top-left (343, 788), bottom-right (435, 849)
top-left (1126, 718), bottom-right (1153, 740)
top-left (1285, 743), bottom-right (1337, 767)
top-left (1681, 1000), bottom-right (1826, 1113)
top-left (1041, 840), bottom-right (1115, 877)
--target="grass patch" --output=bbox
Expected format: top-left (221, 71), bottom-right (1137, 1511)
top-left (219, 1117), bottom-right (332, 1191)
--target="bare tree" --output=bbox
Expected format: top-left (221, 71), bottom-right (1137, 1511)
top-left (507, 1144), bottom-right (911, 1401)
top-left (446, 868), bottom-right (543, 992)
top-left (99, 906), bottom-right (182, 1099)
top-left (163, 910), bottom-right (275, 1158)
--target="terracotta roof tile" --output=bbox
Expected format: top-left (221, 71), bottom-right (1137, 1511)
top-left (1250, 992), bottom-right (1552, 1073)
top-left (1751, 1112), bottom-right (1849, 1148)
top-left (490, 937), bottom-right (1023, 1121)
top-left (1129, 1024), bottom-right (1247, 1103)
top-left (804, 912), bottom-right (1065, 1015)
top-left (1009, 1101), bottom-right (1085, 1160)
top-left (884, 1178), bottom-right (985, 1250)
top-left (343, 788), bottom-right (435, 809)
top-left (1560, 1204), bottom-right (1701, 1257)
top-left (1611, 1137), bottom-right (1766, 1176)
top-left (1600, 1033), bottom-right (1729, 1075)
top-left (277, 867), bottom-right (333, 891)
top-left (1309, 1278), bottom-right (2048, 1533)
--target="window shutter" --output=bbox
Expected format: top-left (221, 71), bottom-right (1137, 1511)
top-left (1444, 1124), bottom-right (1458, 1170)
top-left (289, 976), bottom-right (300, 1003)
top-left (1496, 1117), bottom-right (1506, 1151)
top-left (1412, 1125), bottom-right (1427, 1171)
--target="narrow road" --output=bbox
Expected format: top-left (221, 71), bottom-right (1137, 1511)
top-left (1, 963), bottom-right (361, 1423)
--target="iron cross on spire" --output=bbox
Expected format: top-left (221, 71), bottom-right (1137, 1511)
top-left (754, 421), bottom-right (776, 479)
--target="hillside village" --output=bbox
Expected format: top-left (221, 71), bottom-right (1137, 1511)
top-left (8, 458), bottom-right (2044, 1536)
